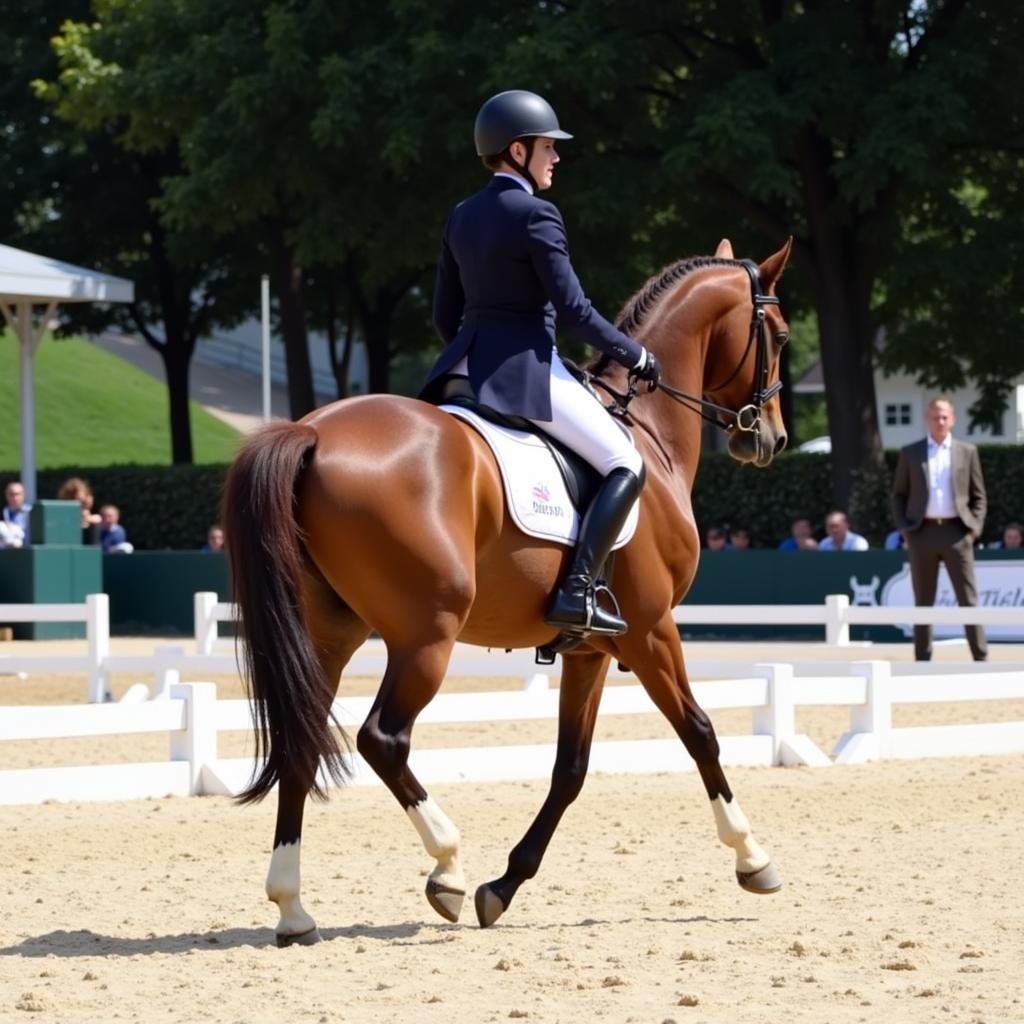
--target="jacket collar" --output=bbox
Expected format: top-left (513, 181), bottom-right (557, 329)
top-left (487, 174), bottom-right (532, 194)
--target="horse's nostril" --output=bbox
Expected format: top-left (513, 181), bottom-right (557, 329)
top-left (774, 434), bottom-right (788, 455)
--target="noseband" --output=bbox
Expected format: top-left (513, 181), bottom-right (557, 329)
top-left (595, 260), bottom-right (782, 434)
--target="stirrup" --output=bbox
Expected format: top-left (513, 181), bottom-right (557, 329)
top-left (590, 580), bottom-right (622, 624)
top-left (544, 578), bottom-right (627, 636)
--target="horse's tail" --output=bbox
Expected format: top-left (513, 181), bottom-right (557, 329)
top-left (222, 421), bottom-right (348, 804)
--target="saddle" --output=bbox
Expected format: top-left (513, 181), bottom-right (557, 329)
top-left (437, 373), bottom-right (603, 513)
top-left (432, 372), bottom-right (638, 665)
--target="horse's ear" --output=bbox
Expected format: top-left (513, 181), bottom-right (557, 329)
top-left (758, 236), bottom-right (793, 290)
top-left (714, 238), bottom-right (734, 258)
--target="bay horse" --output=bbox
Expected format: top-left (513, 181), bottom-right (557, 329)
top-left (223, 237), bottom-right (792, 945)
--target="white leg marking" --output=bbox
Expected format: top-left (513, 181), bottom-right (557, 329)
top-left (711, 795), bottom-right (770, 873)
top-left (265, 840), bottom-right (316, 937)
top-left (407, 795), bottom-right (465, 891)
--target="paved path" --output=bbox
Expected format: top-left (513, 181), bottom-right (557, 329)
top-left (89, 332), bottom-right (297, 433)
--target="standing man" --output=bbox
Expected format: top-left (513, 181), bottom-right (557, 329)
top-left (891, 397), bottom-right (988, 661)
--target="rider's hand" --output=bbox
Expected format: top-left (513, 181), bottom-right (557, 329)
top-left (632, 348), bottom-right (661, 391)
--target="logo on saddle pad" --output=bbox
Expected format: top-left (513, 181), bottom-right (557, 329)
top-left (440, 404), bottom-right (639, 550)
top-left (531, 483), bottom-right (564, 517)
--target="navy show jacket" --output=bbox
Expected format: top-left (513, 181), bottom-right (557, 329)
top-left (421, 176), bottom-right (642, 421)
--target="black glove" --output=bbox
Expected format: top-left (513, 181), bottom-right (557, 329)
top-left (632, 348), bottom-right (661, 391)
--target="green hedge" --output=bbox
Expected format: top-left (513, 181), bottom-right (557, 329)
top-left (3, 464), bottom-right (229, 551)
top-left (694, 445), bottom-right (1024, 548)
top-left (5, 444), bottom-right (1021, 550)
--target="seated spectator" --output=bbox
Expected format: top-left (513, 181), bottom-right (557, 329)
top-left (884, 528), bottom-right (906, 550)
top-left (57, 476), bottom-right (103, 545)
top-left (704, 524), bottom-right (728, 551)
top-left (728, 525), bottom-right (752, 550)
top-left (99, 504), bottom-right (134, 554)
top-left (2, 480), bottom-right (31, 546)
top-left (202, 524), bottom-right (225, 553)
top-left (778, 515), bottom-right (817, 551)
top-left (818, 510), bottom-right (869, 551)
top-left (989, 521), bottom-right (1022, 550)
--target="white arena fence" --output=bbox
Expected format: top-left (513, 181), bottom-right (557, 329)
top-left (1, 593), bottom-right (1022, 805)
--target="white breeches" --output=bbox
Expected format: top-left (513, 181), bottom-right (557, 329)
top-left (453, 351), bottom-right (643, 477)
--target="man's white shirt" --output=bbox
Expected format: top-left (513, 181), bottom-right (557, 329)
top-left (926, 434), bottom-right (956, 518)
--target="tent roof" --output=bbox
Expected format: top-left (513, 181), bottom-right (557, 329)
top-left (0, 243), bottom-right (134, 304)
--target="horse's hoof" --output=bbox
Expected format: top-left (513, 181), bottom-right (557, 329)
top-left (737, 863), bottom-right (783, 894)
top-left (474, 883), bottom-right (506, 928)
top-left (426, 879), bottom-right (465, 923)
top-left (276, 925), bottom-right (322, 948)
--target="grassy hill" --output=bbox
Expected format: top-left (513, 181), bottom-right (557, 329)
top-left (0, 331), bottom-right (242, 470)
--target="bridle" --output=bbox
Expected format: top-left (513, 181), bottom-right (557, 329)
top-left (594, 259), bottom-right (782, 434)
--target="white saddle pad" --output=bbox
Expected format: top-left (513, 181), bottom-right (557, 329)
top-left (440, 404), bottom-right (639, 550)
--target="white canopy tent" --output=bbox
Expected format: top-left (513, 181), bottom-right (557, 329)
top-left (0, 244), bottom-right (134, 502)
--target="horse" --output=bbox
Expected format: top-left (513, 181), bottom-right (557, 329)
top-left (222, 236), bottom-right (792, 945)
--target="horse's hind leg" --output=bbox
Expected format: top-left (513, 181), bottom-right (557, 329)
top-left (623, 613), bottom-right (782, 894)
top-left (475, 649), bottom-right (610, 927)
top-left (266, 600), bottom-right (370, 947)
top-left (357, 634), bottom-right (468, 923)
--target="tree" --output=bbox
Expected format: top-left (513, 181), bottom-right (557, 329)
top-left (488, 0), bottom-right (1024, 504)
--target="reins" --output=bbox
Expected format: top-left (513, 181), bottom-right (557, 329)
top-left (593, 259), bottom-right (781, 434)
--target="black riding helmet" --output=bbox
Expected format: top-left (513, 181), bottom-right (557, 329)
top-left (474, 90), bottom-right (574, 156)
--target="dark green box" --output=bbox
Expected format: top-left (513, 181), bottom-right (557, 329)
top-left (29, 500), bottom-right (83, 546)
top-left (0, 546), bottom-right (102, 638)
top-left (103, 551), bottom-right (230, 634)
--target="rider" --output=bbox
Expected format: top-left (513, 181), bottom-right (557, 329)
top-left (422, 89), bottom-right (661, 637)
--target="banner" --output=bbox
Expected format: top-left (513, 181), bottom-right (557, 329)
top-left (878, 560), bottom-right (1024, 641)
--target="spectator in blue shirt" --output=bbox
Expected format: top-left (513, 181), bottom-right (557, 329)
top-left (884, 528), bottom-right (906, 550)
top-left (778, 515), bottom-right (817, 551)
top-left (201, 525), bottom-right (225, 553)
top-left (99, 504), bottom-right (133, 554)
top-left (818, 510), bottom-right (869, 551)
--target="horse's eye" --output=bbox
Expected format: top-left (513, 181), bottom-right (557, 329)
top-left (775, 331), bottom-right (789, 347)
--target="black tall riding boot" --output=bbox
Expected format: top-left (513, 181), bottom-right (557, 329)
top-left (544, 467), bottom-right (643, 636)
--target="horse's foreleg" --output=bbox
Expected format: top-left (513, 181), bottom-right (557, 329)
top-left (475, 649), bottom-right (609, 928)
top-left (627, 616), bottom-right (782, 895)
top-left (357, 638), bottom-right (466, 923)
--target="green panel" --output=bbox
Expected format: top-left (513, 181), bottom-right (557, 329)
top-left (0, 549), bottom-right (34, 604)
top-left (683, 550), bottom-right (908, 641)
top-left (102, 552), bottom-right (230, 635)
top-left (681, 549), bottom-right (1019, 641)
top-left (29, 500), bottom-right (83, 546)
top-left (0, 546), bottom-right (101, 638)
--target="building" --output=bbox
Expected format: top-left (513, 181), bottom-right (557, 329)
top-left (794, 361), bottom-right (1024, 449)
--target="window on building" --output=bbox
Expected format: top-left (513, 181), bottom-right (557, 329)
top-left (884, 402), bottom-right (912, 426)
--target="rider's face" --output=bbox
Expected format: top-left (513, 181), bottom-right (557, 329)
top-left (516, 137), bottom-right (559, 190)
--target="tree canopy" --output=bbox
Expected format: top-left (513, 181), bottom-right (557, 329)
top-left (7, 0), bottom-right (1021, 495)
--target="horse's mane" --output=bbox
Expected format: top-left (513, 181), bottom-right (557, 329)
top-left (589, 255), bottom-right (739, 376)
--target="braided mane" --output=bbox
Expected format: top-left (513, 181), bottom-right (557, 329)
top-left (590, 255), bottom-right (739, 376)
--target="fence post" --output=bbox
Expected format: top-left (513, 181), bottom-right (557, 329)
top-left (85, 593), bottom-right (110, 704)
top-left (844, 660), bottom-right (893, 761)
top-left (169, 681), bottom-right (218, 795)
top-left (194, 591), bottom-right (219, 655)
top-left (751, 663), bottom-right (795, 765)
top-left (824, 594), bottom-right (851, 646)
top-left (153, 645), bottom-right (184, 701)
